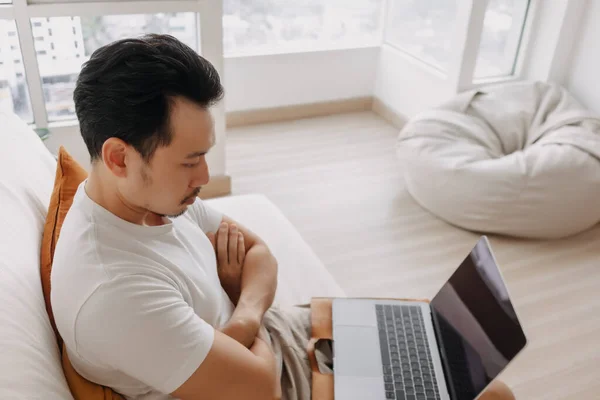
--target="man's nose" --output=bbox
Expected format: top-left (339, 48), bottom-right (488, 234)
top-left (190, 158), bottom-right (210, 188)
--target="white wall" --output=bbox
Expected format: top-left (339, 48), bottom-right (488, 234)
top-left (521, 0), bottom-right (588, 86)
top-left (373, 45), bottom-right (454, 120)
top-left (224, 46), bottom-right (379, 112)
top-left (564, 0), bottom-right (600, 114)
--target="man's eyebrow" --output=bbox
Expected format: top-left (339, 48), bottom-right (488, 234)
top-left (184, 151), bottom-right (208, 159)
top-left (185, 132), bottom-right (216, 158)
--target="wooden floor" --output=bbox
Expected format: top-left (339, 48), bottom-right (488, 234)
top-left (226, 111), bottom-right (600, 399)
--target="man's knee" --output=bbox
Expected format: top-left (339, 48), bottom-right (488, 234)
top-left (478, 380), bottom-right (515, 400)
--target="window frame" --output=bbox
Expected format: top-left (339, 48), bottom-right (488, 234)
top-left (2, 0), bottom-right (222, 131)
top-left (473, 0), bottom-right (532, 81)
top-left (381, 0), bottom-right (538, 91)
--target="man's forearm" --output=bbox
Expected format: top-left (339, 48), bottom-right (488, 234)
top-left (238, 244), bottom-right (278, 317)
top-left (222, 244), bottom-right (277, 347)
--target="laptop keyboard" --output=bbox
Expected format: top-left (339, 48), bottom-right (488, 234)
top-left (376, 304), bottom-right (441, 400)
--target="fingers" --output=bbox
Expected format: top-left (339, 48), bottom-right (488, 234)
top-left (228, 224), bottom-right (238, 265)
top-left (237, 232), bottom-right (245, 264)
top-left (214, 223), bottom-right (244, 267)
top-left (217, 222), bottom-right (229, 266)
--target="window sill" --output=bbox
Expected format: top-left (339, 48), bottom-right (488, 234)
top-left (471, 75), bottom-right (522, 89)
top-left (224, 42), bottom-right (381, 60)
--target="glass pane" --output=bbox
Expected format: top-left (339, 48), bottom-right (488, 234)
top-left (32, 13), bottom-right (198, 122)
top-left (385, 0), bottom-right (459, 71)
top-left (0, 20), bottom-right (34, 123)
top-left (223, 0), bottom-right (384, 55)
top-left (0, 1), bottom-right (12, 4)
top-left (474, 0), bottom-right (530, 79)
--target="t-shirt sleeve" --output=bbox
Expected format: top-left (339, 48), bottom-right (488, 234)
top-left (188, 198), bottom-right (223, 234)
top-left (73, 273), bottom-right (214, 394)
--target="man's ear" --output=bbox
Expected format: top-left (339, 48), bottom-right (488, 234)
top-left (101, 138), bottom-right (128, 178)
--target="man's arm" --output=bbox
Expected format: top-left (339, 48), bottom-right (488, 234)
top-left (172, 331), bottom-right (280, 400)
top-left (219, 216), bottom-right (278, 348)
top-left (72, 272), bottom-right (280, 400)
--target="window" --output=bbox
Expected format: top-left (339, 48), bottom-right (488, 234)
top-left (0, 20), bottom-right (34, 123)
top-left (385, 0), bottom-right (459, 71)
top-left (35, 36), bottom-right (44, 41)
top-left (32, 13), bottom-right (198, 122)
top-left (474, 0), bottom-right (530, 79)
top-left (223, 0), bottom-right (384, 55)
top-left (37, 50), bottom-right (47, 55)
top-left (33, 21), bottom-right (42, 28)
top-left (8, 31), bottom-right (16, 37)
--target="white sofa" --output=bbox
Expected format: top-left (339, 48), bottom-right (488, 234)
top-left (0, 111), bottom-right (345, 399)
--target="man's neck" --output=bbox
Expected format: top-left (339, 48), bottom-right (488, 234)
top-left (85, 167), bottom-right (160, 226)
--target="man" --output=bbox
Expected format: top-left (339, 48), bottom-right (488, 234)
top-left (52, 34), bottom-right (513, 400)
top-left (52, 34), bottom-right (319, 400)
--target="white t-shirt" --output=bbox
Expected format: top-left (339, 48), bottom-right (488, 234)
top-left (51, 182), bottom-right (234, 399)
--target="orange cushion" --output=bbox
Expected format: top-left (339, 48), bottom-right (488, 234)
top-left (40, 147), bottom-right (124, 400)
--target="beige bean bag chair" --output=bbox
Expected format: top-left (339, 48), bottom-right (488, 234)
top-left (397, 81), bottom-right (600, 239)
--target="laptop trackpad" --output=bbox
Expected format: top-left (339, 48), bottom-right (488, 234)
top-left (334, 326), bottom-right (381, 377)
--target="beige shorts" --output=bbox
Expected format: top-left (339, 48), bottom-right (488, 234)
top-left (261, 305), bottom-right (333, 400)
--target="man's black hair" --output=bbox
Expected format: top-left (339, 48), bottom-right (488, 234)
top-left (73, 34), bottom-right (224, 162)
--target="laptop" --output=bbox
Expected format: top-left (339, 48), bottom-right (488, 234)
top-left (332, 236), bottom-right (527, 400)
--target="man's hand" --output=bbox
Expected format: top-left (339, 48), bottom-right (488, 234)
top-left (210, 216), bottom-right (278, 355)
top-left (207, 222), bottom-right (245, 305)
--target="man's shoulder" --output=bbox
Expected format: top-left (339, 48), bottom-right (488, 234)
top-left (51, 202), bottom-right (111, 348)
top-left (53, 198), bottom-right (99, 271)
top-left (51, 200), bottom-right (137, 323)
top-left (54, 196), bottom-right (144, 270)
top-left (53, 197), bottom-right (106, 274)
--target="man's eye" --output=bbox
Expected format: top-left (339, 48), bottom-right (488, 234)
top-left (183, 163), bottom-right (198, 168)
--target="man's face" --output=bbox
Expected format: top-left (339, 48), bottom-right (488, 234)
top-left (120, 97), bottom-right (215, 218)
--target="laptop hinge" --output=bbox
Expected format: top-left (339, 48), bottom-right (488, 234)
top-left (429, 305), bottom-right (456, 400)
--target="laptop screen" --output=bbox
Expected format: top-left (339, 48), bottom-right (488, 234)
top-left (430, 237), bottom-right (526, 400)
